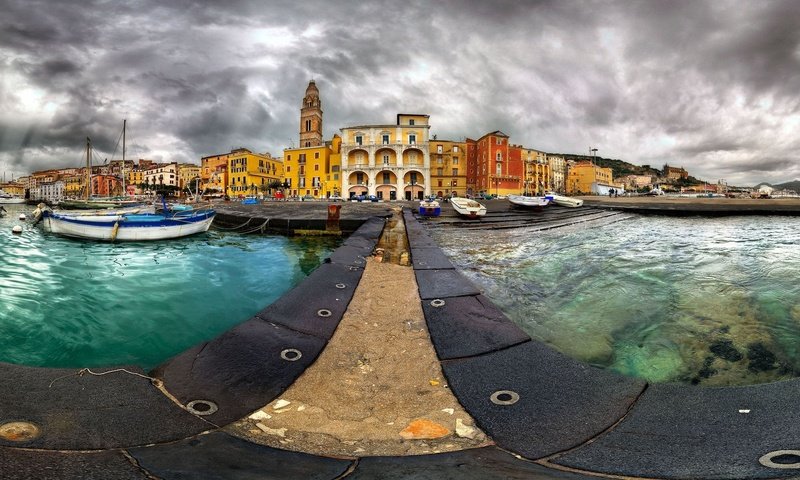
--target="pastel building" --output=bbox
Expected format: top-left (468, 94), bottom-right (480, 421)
top-left (225, 148), bottom-right (283, 198)
top-left (516, 147), bottom-right (552, 195)
top-left (567, 161), bottom-right (614, 194)
top-left (547, 154), bottom-right (567, 193)
top-left (474, 131), bottom-right (523, 197)
top-left (200, 153), bottom-right (230, 196)
top-left (429, 139), bottom-right (467, 198)
top-left (340, 114), bottom-right (431, 200)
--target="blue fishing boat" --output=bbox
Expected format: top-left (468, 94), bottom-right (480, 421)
top-left (419, 197), bottom-right (441, 217)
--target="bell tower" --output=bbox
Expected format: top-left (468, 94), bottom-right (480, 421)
top-left (300, 80), bottom-right (323, 147)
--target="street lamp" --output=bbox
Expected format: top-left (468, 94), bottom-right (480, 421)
top-left (590, 148), bottom-right (598, 165)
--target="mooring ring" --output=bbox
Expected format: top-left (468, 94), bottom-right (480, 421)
top-left (186, 400), bottom-right (219, 416)
top-left (430, 299), bottom-right (446, 308)
top-left (280, 348), bottom-right (303, 361)
top-left (317, 309), bottom-right (332, 317)
top-left (490, 390), bottom-right (520, 406)
top-left (335, 283), bottom-right (346, 289)
top-left (759, 450), bottom-right (800, 469)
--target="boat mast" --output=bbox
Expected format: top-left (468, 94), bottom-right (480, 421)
top-left (85, 137), bottom-right (91, 200)
top-left (122, 119), bottom-right (126, 196)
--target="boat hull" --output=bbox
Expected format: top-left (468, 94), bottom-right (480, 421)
top-left (42, 210), bottom-right (215, 241)
top-left (419, 200), bottom-right (441, 217)
top-left (0, 197), bottom-right (26, 204)
top-left (507, 195), bottom-right (549, 210)
top-left (450, 198), bottom-right (486, 218)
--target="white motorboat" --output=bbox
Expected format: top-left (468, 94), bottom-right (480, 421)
top-left (450, 196), bottom-right (486, 218)
top-left (0, 192), bottom-right (26, 204)
top-left (507, 194), bottom-right (550, 210)
top-left (545, 192), bottom-right (584, 208)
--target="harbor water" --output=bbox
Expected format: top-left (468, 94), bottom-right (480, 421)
top-left (430, 215), bottom-right (800, 386)
top-left (0, 204), bottom-right (340, 370)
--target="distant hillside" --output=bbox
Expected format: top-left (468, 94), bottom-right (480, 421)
top-left (775, 180), bottom-right (800, 192)
top-left (557, 154), bottom-right (661, 179)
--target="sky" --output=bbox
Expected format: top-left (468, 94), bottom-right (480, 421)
top-left (2, 0), bottom-right (800, 187)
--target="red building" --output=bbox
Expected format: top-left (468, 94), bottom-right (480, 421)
top-left (91, 174), bottom-right (121, 196)
top-left (474, 131), bottom-right (523, 196)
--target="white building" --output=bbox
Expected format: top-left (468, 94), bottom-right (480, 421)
top-left (31, 181), bottom-right (66, 204)
top-left (340, 114), bottom-right (431, 200)
top-left (144, 163), bottom-right (178, 190)
top-left (547, 154), bottom-right (566, 193)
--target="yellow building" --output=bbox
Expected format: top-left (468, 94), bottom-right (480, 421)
top-left (519, 147), bottom-right (552, 195)
top-left (64, 173), bottom-right (85, 197)
top-left (200, 153), bottom-right (229, 196)
top-left (340, 113), bottom-right (431, 200)
top-left (0, 182), bottom-right (24, 196)
top-left (178, 163), bottom-right (201, 193)
top-left (226, 148), bottom-right (283, 198)
top-left (567, 161), bottom-right (614, 194)
top-left (429, 140), bottom-right (467, 198)
top-left (283, 135), bottom-right (342, 199)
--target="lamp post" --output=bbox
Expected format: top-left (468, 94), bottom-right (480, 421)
top-left (590, 148), bottom-right (598, 165)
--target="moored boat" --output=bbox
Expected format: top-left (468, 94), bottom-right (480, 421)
top-left (39, 207), bottom-right (215, 241)
top-left (507, 194), bottom-right (549, 210)
top-left (545, 192), bottom-right (584, 208)
top-left (0, 192), bottom-right (26, 204)
top-left (450, 196), bottom-right (486, 218)
top-left (418, 197), bottom-right (441, 217)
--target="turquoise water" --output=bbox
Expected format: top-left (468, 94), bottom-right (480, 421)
top-left (430, 216), bottom-right (800, 386)
top-left (0, 204), bottom-right (340, 370)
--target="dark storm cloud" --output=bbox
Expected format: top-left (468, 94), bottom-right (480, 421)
top-left (2, 0), bottom-right (800, 185)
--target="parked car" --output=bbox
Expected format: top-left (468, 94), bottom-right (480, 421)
top-left (366, 195), bottom-right (379, 202)
top-left (301, 194), bottom-right (315, 201)
top-left (328, 195), bottom-right (343, 202)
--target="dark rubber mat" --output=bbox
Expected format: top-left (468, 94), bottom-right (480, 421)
top-left (130, 431), bottom-right (351, 480)
top-left (442, 341), bottom-right (645, 459)
top-left (422, 294), bottom-right (530, 359)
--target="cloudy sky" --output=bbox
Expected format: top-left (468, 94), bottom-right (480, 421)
top-left (2, 0), bottom-right (800, 186)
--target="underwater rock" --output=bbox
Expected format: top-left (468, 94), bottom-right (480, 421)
top-left (709, 339), bottom-right (744, 362)
top-left (611, 341), bottom-right (685, 383)
top-left (747, 343), bottom-right (778, 373)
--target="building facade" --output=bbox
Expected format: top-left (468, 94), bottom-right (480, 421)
top-left (547, 154), bottom-right (566, 193)
top-left (226, 148), bottom-right (283, 198)
top-left (31, 181), bottom-right (65, 204)
top-left (200, 153), bottom-right (230, 196)
top-left (340, 114), bottom-right (431, 200)
top-left (178, 163), bottom-right (201, 193)
top-left (475, 131), bottom-right (523, 197)
top-left (429, 140), bottom-right (467, 198)
top-left (144, 163), bottom-right (178, 192)
top-left (516, 147), bottom-right (552, 195)
top-left (567, 162), bottom-right (614, 194)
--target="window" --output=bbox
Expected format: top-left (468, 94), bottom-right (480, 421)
top-left (453, 146), bottom-right (459, 153)
top-left (299, 166), bottom-right (305, 175)
top-left (437, 155), bottom-right (442, 165)
top-left (453, 157), bottom-right (459, 165)
top-left (314, 152), bottom-right (319, 159)
top-left (437, 145), bottom-right (443, 153)
top-left (409, 172), bottom-right (418, 184)
top-left (355, 135), bottom-right (363, 145)
top-left (286, 166), bottom-right (291, 172)
top-left (496, 152), bottom-right (502, 162)
top-left (409, 119), bottom-right (415, 125)
top-left (383, 172), bottom-right (390, 184)
top-left (356, 173), bottom-right (364, 184)
top-left (382, 134), bottom-right (389, 145)
top-left (437, 168), bottom-right (443, 176)
top-left (383, 154), bottom-right (389, 165)
top-left (496, 137), bottom-right (502, 145)
top-left (408, 134), bottom-right (416, 145)
top-left (299, 154), bottom-right (306, 163)
top-left (315, 164), bottom-right (319, 171)
top-left (305, 141), bottom-right (311, 147)
top-left (306, 119), bottom-right (311, 132)
top-left (496, 163), bottom-right (502, 175)
top-left (452, 168), bottom-right (458, 176)
top-left (438, 180), bottom-right (442, 187)
top-left (332, 165), bottom-right (339, 172)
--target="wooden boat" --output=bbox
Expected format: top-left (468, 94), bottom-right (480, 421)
top-left (418, 197), bottom-right (441, 217)
top-left (39, 207), bottom-right (215, 241)
top-left (450, 196), bottom-right (486, 218)
top-left (545, 192), bottom-right (584, 208)
top-left (507, 194), bottom-right (550, 210)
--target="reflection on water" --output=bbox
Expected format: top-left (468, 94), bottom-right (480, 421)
top-left (0, 204), bottom-right (340, 370)
top-left (430, 216), bottom-right (800, 386)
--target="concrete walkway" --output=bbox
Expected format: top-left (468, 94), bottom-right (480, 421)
top-left (229, 257), bottom-right (490, 457)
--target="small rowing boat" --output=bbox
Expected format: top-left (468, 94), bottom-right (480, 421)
top-left (450, 196), bottom-right (486, 218)
top-left (508, 194), bottom-right (550, 210)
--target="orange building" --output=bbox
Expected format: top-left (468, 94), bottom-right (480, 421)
top-left (92, 174), bottom-right (122, 196)
top-left (475, 131), bottom-right (523, 197)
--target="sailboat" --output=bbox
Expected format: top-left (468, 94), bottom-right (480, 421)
top-left (59, 121), bottom-right (146, 209)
